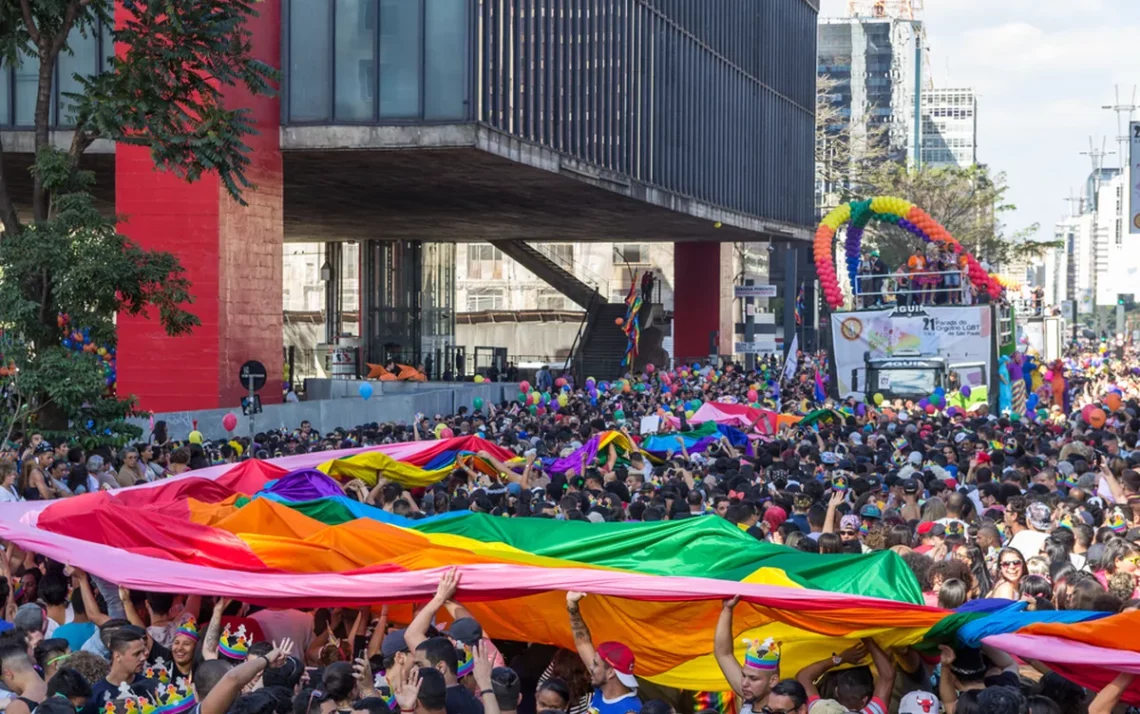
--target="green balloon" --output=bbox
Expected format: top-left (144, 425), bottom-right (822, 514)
top-left (473, 397), bottom-right (484, 410)
top-left (528, 405), bottom-right (537, 415)
top-left (518, 392), bottom-right (527, 403)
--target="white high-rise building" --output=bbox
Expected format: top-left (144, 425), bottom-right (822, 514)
top-left (920, 88), bottom-right (978, 168)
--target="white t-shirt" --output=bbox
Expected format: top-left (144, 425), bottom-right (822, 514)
top-left (249, 609), bottom-right (314, 660)
top-left (1008, 529), bottom-right (1049, 561)
top-left (0, 486), bottom-right (22, 503)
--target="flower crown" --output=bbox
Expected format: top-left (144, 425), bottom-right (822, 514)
top-left (153, 681), bottom-right (197, 714)
top-left (174, 618), bottom-right (200, 644)
top-left (742, 637), bottom-right (780, 671)
top-left (219, 624), bottom-right (251, 659)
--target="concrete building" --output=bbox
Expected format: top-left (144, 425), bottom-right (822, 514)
top-left (919, 88), bottom-right (978, 168)
top-left (0, 0), bottom-right (819, 409)
top-left (818, 14), bottom-right (919, 165)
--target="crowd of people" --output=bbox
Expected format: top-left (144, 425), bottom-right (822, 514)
top-left (857, 245), bottom-right (986, 308)
top-left (2, 341), bottom-right (1140, 714)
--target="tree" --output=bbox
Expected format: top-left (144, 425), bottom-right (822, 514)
top-left (816, 74), bottom-right (891, 211)
top-left (0, 0), bottom-right (277, 445)
top-left (857, 163), bottom-right (1053, 272)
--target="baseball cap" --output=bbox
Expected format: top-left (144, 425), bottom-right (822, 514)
top-left (596, 642), bottom-right (638, 689)
top-left (859, 504), bottom-right (882, 520)
top-left (840, 515), bottom-right (861, 533)
top-left (381, 628), bottom-right (409, 658)
top-left (916, 522), bottom-right (946, 537)
top-left (807, 700), bottom-right (851, 714)
top-left (902, 478), bottom-right (920, 495)
top-left (448, 617), bottom-right (484, 647)
top-left (899, 691), bottom-right (943, 714)
top-left (14, 603), bottom-right (47, 633)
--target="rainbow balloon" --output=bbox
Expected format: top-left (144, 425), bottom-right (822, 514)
top-left (813, 196), bottom-right (1003, 310)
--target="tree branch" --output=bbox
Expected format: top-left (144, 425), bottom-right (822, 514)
top-left (0, 134), bottom-right (23, 238)
top-left (50, 0), bottom-right (94, 59)
top-left (19, 0), bottom-right (40, 45)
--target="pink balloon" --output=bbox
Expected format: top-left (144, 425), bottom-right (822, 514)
top-left (439, 427), bottom-right (454, 439)
top-left (646, 363), bottom-right (655, 373)
top-left (222, 413), bottom-right (237, 432)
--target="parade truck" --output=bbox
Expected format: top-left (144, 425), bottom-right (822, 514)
top-left (828, 303), bottom-right (1015, 411)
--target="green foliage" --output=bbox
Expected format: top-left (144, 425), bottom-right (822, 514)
top-left (0, 0), bottom-right (276, 442)
top-left (0, 151), bottom-right (199, 442)
top-left (857, 163), bottom-right (1044, 271)
top-left (71, 0), bottom-right (279, 204)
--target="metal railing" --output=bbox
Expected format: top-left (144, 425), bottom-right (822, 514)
top-left (530, 243), bottom-right (610, 300)
top-left (851, 269), bottom-right (976, 306)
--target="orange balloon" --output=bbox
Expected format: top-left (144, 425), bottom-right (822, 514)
top-left (1106, 393), bottom-right (1122, 412)
top-left (1089, 408), bottom-right (1107, 429)
top-left (615, 317), bottom-right (624, 326)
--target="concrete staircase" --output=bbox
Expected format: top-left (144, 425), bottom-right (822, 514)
top-left (489, 240), bottom-right (605, 309)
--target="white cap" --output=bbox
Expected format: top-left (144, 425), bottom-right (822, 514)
top-left (899, 691), bottom-right (942, 714)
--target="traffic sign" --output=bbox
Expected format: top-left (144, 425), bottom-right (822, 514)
top-left (239, 360), bottom-right (268, 392)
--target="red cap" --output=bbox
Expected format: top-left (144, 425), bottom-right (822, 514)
top-left (597, 642), bottom-right (638, 688)
top-left (976, 452), bottom-right (991, 464)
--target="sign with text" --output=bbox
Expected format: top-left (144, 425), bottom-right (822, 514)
top-left (734, 285), bottom-right (778, 299)
top-left (734, 340), bottom-right (777, 354)
top-left (1132, 121), bottom-right (1140, 234)
top-left (830, 305), bottom-right (994, 400)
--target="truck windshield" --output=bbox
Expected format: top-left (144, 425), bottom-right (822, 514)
top-left (882, 369), bottom-right (937, 395)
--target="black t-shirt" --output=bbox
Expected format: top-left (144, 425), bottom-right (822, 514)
top-left (446, 684), bottom-right (484, 714)
top-left (85, 675), bottom-right (158, 714)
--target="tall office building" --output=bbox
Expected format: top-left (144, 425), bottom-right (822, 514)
top-left (920, 88), bottom-right (978, 167)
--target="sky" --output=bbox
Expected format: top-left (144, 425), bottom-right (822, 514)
top-left (819, 0), bottom-right (1140, 243)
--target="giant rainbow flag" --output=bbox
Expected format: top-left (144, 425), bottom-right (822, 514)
top-left (2, 437), bottom-right (1139, 700)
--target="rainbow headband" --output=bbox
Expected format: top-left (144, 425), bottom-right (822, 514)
top-left (742, 637), bottom-right (780, 671)
top-left (219, 625), bottom-right (251, 659)
top-left (174, 618), bottom-right (199, 643)
top-left (456, 645), bottom-right (474, 678)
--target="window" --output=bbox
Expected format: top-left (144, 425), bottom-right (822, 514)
top-left (613, 244), bottom-right (650, 264)
top-left (379, 0), bottom-right (421, 117)
top-left (289, 1), bottom-right (332, 121)
top-left (466, 287), bottom-right (505, 311)
top-left (423, 0), bottom-right (466, 120)
top-left (334, 0), bottom-right (376, 121)
top-left (466, 244), bottom-right (504, 280)
top-left (537, 289), bottom-right (573, 311)
top-left (544, 244), bottom-right (574, 266)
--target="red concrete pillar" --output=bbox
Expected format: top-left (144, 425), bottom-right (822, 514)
top-left (115, 1), bottom-right (283, 413)
top-left (672, 242), bottom-right (733, 364)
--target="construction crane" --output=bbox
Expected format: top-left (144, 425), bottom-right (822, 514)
top-left (846, 0), bottom-right (923, 20)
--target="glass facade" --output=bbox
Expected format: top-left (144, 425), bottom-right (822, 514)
top-left (0, 17), bottom-right (114, 128)
top-left (361, 239), bottom-right (456, 369)
top-left (285, 0), bottom-right (469, 124)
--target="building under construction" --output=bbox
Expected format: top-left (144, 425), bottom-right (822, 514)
top-left (818, 1), bottom-right (924, 165)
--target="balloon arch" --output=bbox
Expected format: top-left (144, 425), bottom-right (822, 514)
top-left (812, 196), bottom-right (1003, 311)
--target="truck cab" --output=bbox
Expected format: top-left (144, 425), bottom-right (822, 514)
top-left (861, 351), bottom-right (949, 401)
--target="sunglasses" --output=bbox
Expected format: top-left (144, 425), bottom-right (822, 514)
top-left (761, 708), bottom-right (795, 714)
top-left (1000, 560), bottom-right (1023, 568)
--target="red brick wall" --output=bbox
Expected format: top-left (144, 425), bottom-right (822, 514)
top-left (672, 242), bottom-right (733, 363)
top-left (115, 1), bottom-right (283, 413)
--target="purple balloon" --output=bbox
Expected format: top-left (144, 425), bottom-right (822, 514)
top-left (917, 398), bottom-right (929, 409)
top-left (960, 385), bottom-right (971, 398)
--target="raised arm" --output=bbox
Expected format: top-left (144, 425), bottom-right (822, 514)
top-left (822, 489), bottom-right (844, 534)
top-left (1090, 672), bottom-right (1134, 714)
top-left (118, 586), bottom-right (145, 627)
top-left (796, 643), bottom-right (866, 700)
top-left (405, 568), bottom-right (459, 652)
top-left (366, 605), bottom-right (390, 659)
top-left (714, 597), bottom-right (743, 697)
top-left (865, 637), bottom-right (895, 706)
top-left (200, 638), bottom-right (293, 714)
top-left (202, 597), bottom-right (232, 660)
top-left (565, 591), bottom-right (596, 671)
top-left (938, 646), bottom-right (959, 714)
top-left (472, 644), bottom-right (501, 714)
